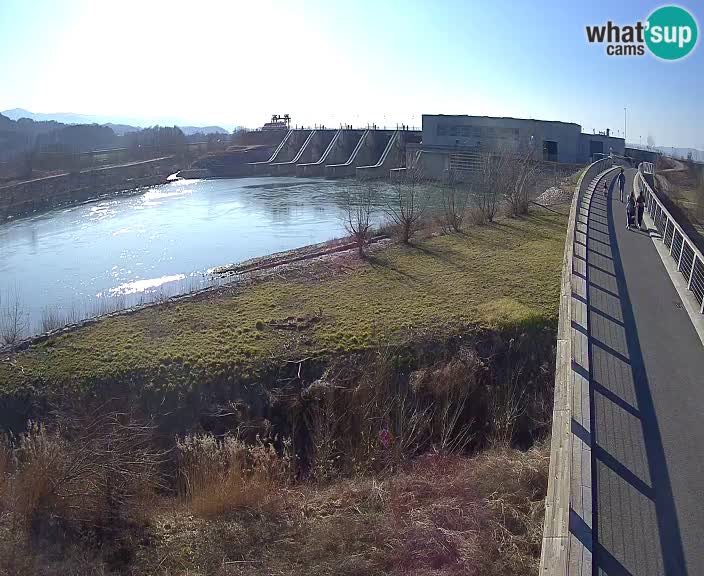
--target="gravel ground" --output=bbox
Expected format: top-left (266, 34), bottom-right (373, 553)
top-left (535, 186), bottom-right (574, 206)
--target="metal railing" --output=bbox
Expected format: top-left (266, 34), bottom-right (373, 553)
top-left (636, 163), bottom-right (704, 313)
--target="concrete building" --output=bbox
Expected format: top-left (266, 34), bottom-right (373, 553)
top-left (409, 114), bottom-right (625, 179)
top-left (624, 146), bottom-right (659, 166)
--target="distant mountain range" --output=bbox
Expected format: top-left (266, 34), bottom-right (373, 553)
top-left (2, 108), bottom-right (229, 136)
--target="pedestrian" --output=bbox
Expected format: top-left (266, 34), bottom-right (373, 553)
top-left (626, 193), bottom-right (636, 229)
top-left (618, 168), bottom-right (626, 202)
top-left (603, 180), bottom-right (609, 198)
top-left (636, 190), bottom-right (646, 229)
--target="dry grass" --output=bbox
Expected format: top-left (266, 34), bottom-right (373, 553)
top-left (0, 425), bottom-right (550, 576)
top-left (0, 292), bottom-right (556, 575)
top-left (0, 408), bottom-right (164, 575)
top-left (176, 433), bottom-right (293, 518)
top-left (138, 444), bottom-right (549, 576)
top-left (656, 160), bottom-right (704, 238)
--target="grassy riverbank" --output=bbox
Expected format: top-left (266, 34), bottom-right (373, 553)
top-left (0, 205), bottom-right (569, 576)
top-left (0, 209), bottom-right (567, 395)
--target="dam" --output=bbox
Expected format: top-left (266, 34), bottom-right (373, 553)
top-left (194, 114), bottom-right (627, 182)
top-left (248, 128), bottom-right (422, 179)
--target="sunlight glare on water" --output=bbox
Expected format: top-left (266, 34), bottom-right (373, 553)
top-left (0, 176), bottom-right (442, 335)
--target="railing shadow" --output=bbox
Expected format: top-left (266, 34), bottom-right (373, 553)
top-left (587, 185), bottom-right (687, 575)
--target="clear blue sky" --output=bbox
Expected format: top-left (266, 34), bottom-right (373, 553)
top-left (0, 0), bottom-right (701, 148)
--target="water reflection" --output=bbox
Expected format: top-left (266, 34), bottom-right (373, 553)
top-left (0, 176), bottom-right (445, 336)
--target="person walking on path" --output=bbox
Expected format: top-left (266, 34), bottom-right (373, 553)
top-left (618, 168), bottom-right (626, 202)
top-left (604, 180), bottom-right (609, 198)
top-left (626, 193), bottom-right (636, 230)
top-left (636, 190), bottom-right (646, 229)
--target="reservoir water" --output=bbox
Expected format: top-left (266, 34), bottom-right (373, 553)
top-left (0, 177), bottom-right (438, 336)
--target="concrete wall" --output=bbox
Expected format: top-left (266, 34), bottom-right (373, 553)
top-left (270, 130), bottom-right (336, 176)
top-left (578, 133), bottom-right (626, 163)
top-left (539, 157), bottom-right (616, 574)
top-left (422, 114), bottom-right (582, 164)
top-left (296, 130), bottom-right (366, 176)
top-left (233, 129), bottom-right (288, 147)
top-left (326, 130), bottom-right (394, 178)
top-left (296, 130), bottom-right (364, 177)
top-left (193, 146), bottom-right (275, 177)
top-left (625, 147), bottom-right (659, 166)
top-left (250, 129), bottom-right (312, 174)
top-left (416, 148), bottom-right (449, 180)
top-left (357, 130), bottom-right (422, 179)
top-left (0, 156), bottom-right (180, 220)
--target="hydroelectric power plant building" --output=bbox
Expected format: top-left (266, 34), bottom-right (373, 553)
top-left (241, 114), bottom-right (625, 180)
top-left (411, 114), bottom-right (625, 178)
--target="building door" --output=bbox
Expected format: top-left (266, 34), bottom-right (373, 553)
top-left (589, 140), bottom-right (604, 157)
top-left (543, 140), bottom-right (558, 162)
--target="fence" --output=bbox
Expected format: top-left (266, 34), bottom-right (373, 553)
top-left (636, 162), bottom-right (704, 313)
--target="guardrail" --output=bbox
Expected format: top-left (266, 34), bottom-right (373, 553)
top-left (636, 163), bottom-right (704, 313)
top-left (540, 155), bottom-right (614, 574)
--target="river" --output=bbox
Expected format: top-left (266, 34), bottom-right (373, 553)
top-left (0, 176), bottom-right (442, 337)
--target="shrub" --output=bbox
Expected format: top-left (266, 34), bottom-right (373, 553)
top-left (342, 184), bottom-right (375, 257)
top-left (442, 173), bottom-right (470, 232)
top-left (176, 433), bottom-right (293, 517)
top-left (0, 410), bottom-right (163, 541)
top-left (0, 289), bottom-right (27, 345)
top-left (385, 168), bottom-right (428, 244)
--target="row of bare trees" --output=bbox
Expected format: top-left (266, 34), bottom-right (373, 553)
top-left (472, 139), bottom-right (542, 223)
top-left (344, 169), bottom-right (428, 256)
top-left (344, 142), bottom-right (546, 255)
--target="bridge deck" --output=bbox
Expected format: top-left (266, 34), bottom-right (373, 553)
top-left (586, 168), bottom-right (704, 575)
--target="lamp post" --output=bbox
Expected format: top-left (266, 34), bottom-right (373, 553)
top-left (624, 107), bottom-right (627, 142)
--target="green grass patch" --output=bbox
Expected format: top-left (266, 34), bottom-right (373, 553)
top-left (0, 209), bottom-right (567, 394)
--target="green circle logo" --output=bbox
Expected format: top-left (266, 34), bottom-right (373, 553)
top-left (645, 6), bottom-right (698, 60)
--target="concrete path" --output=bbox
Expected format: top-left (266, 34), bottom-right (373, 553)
top-left (587, 169), bottom-right (704, 575)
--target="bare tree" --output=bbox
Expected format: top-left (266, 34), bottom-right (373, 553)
top-left (386, 168), bottom-right (427, 244)
top-left (442, 171), bottom-right (470, 232)
top-left (473, 140), bottom-right (540, 222)
top-left (343, 184), bottom-right (375, 257)
top-left (505, 138), bottom-right (539, 217)
top-left (0, 289), bottom-right (28, 345)
top-left (474, 150), bottom-right (510, 223)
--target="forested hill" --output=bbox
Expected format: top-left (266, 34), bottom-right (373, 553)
top-left (0, 114), bottom-right (199, 161)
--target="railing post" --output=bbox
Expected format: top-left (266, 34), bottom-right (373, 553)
top-left (639, 167), bottom-right (704, 311)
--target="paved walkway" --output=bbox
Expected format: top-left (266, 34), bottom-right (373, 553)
top-left (587, 169), bottom-right (704, 575)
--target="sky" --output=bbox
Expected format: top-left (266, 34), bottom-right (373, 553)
top-left (0, 0), bottom-right (702, 148)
